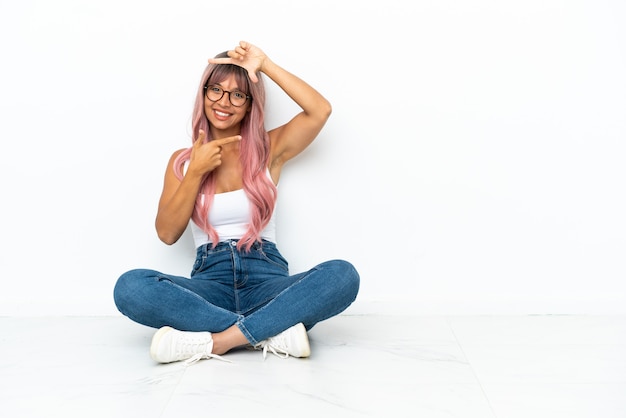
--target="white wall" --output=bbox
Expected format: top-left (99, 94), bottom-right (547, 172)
top-left (1, 0), bottom-right (625, 316)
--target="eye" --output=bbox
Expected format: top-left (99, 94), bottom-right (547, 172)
top-left (232, 91), bottom-right (246, 100)
top-left (209, 86), bottom-right (222, 93)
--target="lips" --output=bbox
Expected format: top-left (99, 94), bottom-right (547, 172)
top-left (213, 109), bottom-right (231, 121)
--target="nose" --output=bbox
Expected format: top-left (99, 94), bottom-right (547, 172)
top-left (217, 91), bottom-right (232, 106)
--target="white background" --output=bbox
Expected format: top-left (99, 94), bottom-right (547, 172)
top-left (1, 0), bottom-right (624, 316)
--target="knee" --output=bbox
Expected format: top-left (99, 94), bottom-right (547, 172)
top-left (113, 271), bottom-right (133, 312)
top-left (325, 259), bottom-right (360, 299)
top-left (113, 269), bottom-right (154, 312)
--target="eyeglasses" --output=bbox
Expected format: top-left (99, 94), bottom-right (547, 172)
top-left (204, 84), bottom-right (251, 107)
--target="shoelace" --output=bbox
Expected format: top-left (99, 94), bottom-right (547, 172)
top-left (184, 351), bottom-right (231, 366)
top-left (172, 337), bottom-right (231, 366)
top-left (255, 338), bottom-right (290, 360)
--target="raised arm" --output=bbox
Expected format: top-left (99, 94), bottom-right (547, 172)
top-left (210, 41), bottom-right (332, 176)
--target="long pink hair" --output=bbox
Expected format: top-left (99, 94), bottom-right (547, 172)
top-left (172, 53), bottom-right (277, 251)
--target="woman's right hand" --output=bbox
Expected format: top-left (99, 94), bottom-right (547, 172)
top-left (187, 130), bottom-right (241, 176)
top-left (155, 131), bottom-right (240, 244)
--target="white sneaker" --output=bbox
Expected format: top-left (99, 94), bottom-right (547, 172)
top-left (254, 323), bottom-right (311, 359)
top-left (150, 326), bottom-right (229, 365)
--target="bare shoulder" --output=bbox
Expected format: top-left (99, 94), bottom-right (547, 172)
top-left (171, 147), bottom-right (187, 159)
top-left (165, 148), bottom-right (188, 166)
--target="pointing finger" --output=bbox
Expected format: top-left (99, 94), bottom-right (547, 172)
top-left (213, 135), bottom-right (242, 147)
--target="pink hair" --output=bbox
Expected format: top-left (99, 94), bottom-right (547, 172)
top-left (172, 54), bottom-right (277, 251)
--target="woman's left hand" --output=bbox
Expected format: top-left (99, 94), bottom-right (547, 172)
top-left (208, 41), bottom-right (266, 83)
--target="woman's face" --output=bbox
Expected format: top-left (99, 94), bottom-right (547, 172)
top-left (204, 73), bottom-right (250, 136)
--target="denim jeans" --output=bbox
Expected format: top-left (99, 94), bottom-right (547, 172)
top-left (113, 240), bottom-right (360, 345)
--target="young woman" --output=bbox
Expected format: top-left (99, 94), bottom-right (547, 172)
top-left (113, 41), bottom-right (360, 364)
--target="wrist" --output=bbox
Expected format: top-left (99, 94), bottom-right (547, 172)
top-left (259, 57), bottom-right (275, 75)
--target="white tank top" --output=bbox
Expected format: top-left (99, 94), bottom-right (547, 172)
top-left (189, 189), bottom-right (277, 247)
top-left (185, 163), bottom-right (277, 247)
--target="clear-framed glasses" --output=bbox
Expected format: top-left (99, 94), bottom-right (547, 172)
top-left (204, 84), bottom-right (251, 107)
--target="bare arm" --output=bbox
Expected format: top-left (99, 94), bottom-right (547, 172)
top-left (209, 41), bottom-right (332, 179)
top-left (155, 132), bottom-right (241, 245)
top-left (262, 57), bottom-right (332, 168)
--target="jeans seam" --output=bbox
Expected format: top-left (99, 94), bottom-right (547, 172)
top-left (237, 321), bottom-right (257, 345)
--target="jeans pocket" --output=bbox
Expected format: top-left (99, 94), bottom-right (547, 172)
top-left (258, 246), bottom-right (289, 272)
top-left (190, 255), bottom-right (206, 276)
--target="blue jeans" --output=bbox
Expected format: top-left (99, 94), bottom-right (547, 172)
top-left (113, 240), bottom-right (360, 345)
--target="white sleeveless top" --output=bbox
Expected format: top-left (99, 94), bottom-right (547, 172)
top-left (185, 163), bottom-right (277, 247)
top-left (189, 189), bottom-right (277, 247)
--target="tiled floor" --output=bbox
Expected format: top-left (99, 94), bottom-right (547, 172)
top-left (1, 314), bottom-right (624, 418)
